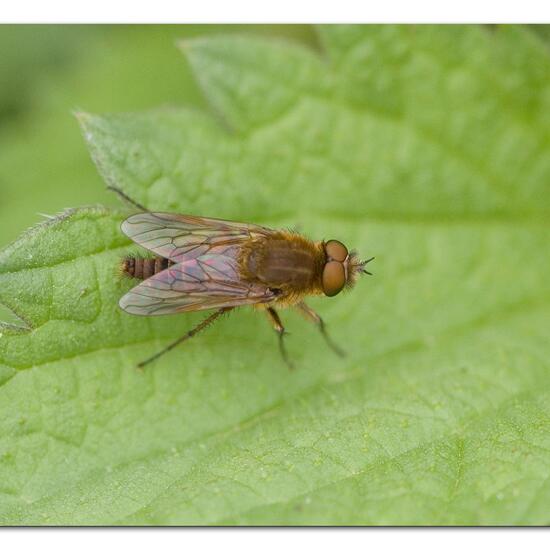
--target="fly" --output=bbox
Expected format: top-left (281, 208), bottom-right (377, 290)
top-left (114, 187), bottom-right (374, 368)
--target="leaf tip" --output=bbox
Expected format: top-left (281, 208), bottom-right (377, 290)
top-left (74, 111), bottom-right (102, 150)
top-left (176, 38), bottom-right (194, 55)
top-left (176, 36), bottom-right (209, 64)
top-left (73, 109), bottom-right (92, 124)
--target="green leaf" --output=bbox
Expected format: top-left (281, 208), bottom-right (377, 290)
top-left (1, 25), bottom-right (550, 525)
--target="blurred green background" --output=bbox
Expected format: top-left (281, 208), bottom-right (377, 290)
top-left (0, 25), bottom-right (316, 248)
top-left (0, 25), bottom-right (316, 322)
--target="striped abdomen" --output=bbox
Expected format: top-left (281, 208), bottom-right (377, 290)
top-left (121, 256), bottom-right (174, 280)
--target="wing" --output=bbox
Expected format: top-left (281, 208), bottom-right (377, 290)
top-left (121, 212), bottom-right (275, 262)
top-left (119, 245), bottom-right (276, 315)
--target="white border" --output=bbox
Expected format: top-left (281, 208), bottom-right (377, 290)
top-left (1, 527), bottom-right (548, 550)
top-left (0, 0), bottom-right (549, 23)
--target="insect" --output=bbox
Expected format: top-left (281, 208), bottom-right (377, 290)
top-left (115, 188), bottom-right (374, 368)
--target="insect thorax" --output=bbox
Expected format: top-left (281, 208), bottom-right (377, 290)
top-left (240, 233), bottom-right (325, 295)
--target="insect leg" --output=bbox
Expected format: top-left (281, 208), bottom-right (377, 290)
top-left (137, 307), bottom-right (232, 368)
top-left (296, 301), bottom-right (346, 358)
top-left (107, 185), bottom-right (148, 212)
top-left (265, 307), bottom-right (294, 369)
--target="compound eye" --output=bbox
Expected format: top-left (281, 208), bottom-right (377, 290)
top-left (322, 261), bottom-right (346, 297)
top-left (325, 240), bottom-right (348, 262)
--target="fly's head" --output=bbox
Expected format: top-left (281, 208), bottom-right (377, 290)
top-left (321, 239), bottom-right (374, 297)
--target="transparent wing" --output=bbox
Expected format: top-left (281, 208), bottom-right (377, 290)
top-left (121, 212), bottom-right (274, 262)
top-left (119, 245), bottom-right (276, 315)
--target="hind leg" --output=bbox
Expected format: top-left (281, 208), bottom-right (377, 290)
top-left (138, 307), bottom-right (232, 368)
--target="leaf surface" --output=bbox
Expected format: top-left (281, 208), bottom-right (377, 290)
top-left (1, 25), bottom-right (550, 525)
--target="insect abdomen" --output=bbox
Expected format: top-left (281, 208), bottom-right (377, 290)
top-left (121, 256), bottom-right (174, 280)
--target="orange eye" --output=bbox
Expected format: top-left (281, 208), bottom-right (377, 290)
top-left (325, 240), bottom-right (348, 262)
top-left (322, 261), bottom-right (346, 297)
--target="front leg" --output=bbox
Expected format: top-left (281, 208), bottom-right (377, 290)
top-left (265, 307), bottom-right (294, 369)
top-left (296, 301), bottom-right (346, 358)
top-left (107, 184), bottom-right (148, 212)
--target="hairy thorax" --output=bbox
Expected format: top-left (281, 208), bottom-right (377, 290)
top-left (240, 232), bottom-right (325, 303)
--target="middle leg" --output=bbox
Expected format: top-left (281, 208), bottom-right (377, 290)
top-left (265, 307), bottom-right (294, 369)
